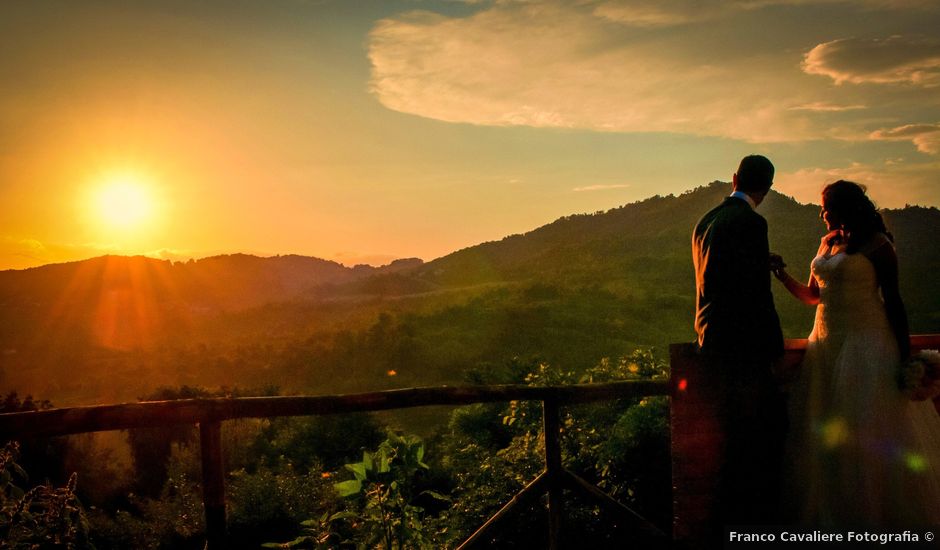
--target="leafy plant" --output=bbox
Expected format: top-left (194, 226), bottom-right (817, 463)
top-left (266, 432), bottom-right (448, 549)
top-left (0, 441), bottom-right (94, 549)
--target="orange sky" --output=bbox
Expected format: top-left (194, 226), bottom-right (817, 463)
top-left (3, 1), bottom-right (939, 271)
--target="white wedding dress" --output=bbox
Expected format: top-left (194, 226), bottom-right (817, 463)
top-left (787, 248), bottom-right (940, 526)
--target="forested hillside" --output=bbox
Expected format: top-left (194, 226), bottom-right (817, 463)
top-left (2, 182), bottom-right (938, 406)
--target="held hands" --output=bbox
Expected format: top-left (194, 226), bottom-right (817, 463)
top-left (769, 253), bottom-right (787, 279)
top-left (771, 252), bottom-right (821, 305)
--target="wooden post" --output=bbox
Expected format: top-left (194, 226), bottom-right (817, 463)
top-left (199, 421), bottom-right (226, 549)
top-left (543, 397), bottom-right (563, 550)
top-left (669, 343), bottom-right (721, 549)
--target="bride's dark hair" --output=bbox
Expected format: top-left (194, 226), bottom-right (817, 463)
top-left (822, 180), bottom-right (892, 253)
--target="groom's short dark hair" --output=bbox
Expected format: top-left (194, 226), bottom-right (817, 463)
top-left (736, 155), bottom-right (775, 192)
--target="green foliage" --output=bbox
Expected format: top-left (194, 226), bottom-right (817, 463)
top-left (128, 385), bottom-right (282, 497)
top-left (1, 392), bottom-right (53, 414)
top-left (88, 447), bottom-right (205, 550)
top-left (268, 432), bottom-right (449, 549)
top-left (126, 386), bottom-right (213, 497)
top-left (247, 414), bottom-right (383, 472)
top-left (0, 393), bottom-right (73, 496)
top-left (566, 351), bottom-right (672, 527)
top-left (436, 429), bottom-right (543, 546)
top-left (447, 403), bottom-right (512, 449)
top-left (227, 460), bottom-right (339, 548)
top-left (0, 441), bottom-right (94, 549)
top-left (436, 351), bottom-right (672, 545)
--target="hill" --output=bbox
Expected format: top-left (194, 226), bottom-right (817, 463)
top-left (2, 182), bottom-right (939, 405)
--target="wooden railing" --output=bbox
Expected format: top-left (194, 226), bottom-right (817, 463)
top-left (3, 334), bottom-right (939, 549)
top-left (0, 380), bottom-right (671, 549)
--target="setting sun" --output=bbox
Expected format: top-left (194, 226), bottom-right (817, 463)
top-left (89, 175), bottom-right (157, 233)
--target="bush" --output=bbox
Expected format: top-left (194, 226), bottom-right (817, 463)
top-left (228, 460), bottom-right (338, 548)
top-left (267, 432), bottom-right (449, 549)
top-left (0, 441), bottom-right (94, 549)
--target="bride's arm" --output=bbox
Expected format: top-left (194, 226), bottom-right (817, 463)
top-left (773, 266), bottom-right (820, 305)
top-left (770, 238), bottom-right (826, 305)
top-left (867, 239), bottom-right (911, 360)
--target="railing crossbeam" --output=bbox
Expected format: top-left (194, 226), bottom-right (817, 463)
top-left (561, 469), bottom-right (667, 542)
top-left (456, 471), bottom-right (549, 550)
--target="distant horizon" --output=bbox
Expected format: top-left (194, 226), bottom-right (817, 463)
top-left (7, 180), bottom-right (937, 274)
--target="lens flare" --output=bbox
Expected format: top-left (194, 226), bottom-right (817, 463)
top-left (820, 417), bottom-right (849, 449)
top-left (904, 451), bottom-right (928, 473)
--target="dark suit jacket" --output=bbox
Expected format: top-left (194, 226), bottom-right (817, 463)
top-left (693, 196), bottom-right (784, 360)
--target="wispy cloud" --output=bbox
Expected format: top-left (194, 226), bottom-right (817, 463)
top-left (803, 36), bottom-right (940, 86)
top-left (0, 237), bottom-right (125, 270)
top-left (592, 1), bottom-right (709, 27)
top-left (0, 237), bottom-right (205, 270)
top-left (572, 184), bottom-right (632, 192)
top-left (775, 159), bottom-right (940, 207)
top-left (788, 102), bottom-right (867, 112)
top-left (330, 251), bottom-right (401, 267)
top-left (0, 237), bottom-right (46, 268)
top-left (593, 0), bottom-right (937, 27)
top-left (143, 248), bottom-right (196, 263)
top-left (870, 123), bottom-right (940, 154)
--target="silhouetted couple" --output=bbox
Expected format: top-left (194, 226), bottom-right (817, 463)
top-left (692, 155), bottom-right (940, 544)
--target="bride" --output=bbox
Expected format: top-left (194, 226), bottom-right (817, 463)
top-left (771, 180), bottom-right (940, 526)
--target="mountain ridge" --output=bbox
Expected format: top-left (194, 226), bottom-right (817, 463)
top-left (3, 181), bottom-right (940, 405)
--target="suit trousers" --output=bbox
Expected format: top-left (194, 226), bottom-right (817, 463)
top-left (701, 354), bottom-right (788, 533)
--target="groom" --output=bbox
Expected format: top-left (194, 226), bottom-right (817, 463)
top-left (692, 154), bottom-right (786, 532)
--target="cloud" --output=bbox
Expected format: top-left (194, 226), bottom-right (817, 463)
top-left (802, 36), bottom-right (940, 86)
top-left (0, 239), bottom-right (203, 270)
top-left (143, 248), bottom-right (196, 263)
top-left (0, 237), bottom-right (46, 269)
top-left (330, 251), bottom-right (401, 267)
top-left (368, 3), bottom-right (940, 147)
top-left (870, 123), bottom-right (940, 154)
top-left (788, 102), bottom-right (867, 112)
top-left (367, 2), bottom-right (828, 142)
top-left (592, 1), bottom-right (710, 27)
top-left (0, 237), bottom-right (122, 270)
top-left (592, 0), bottom-right (938, 27)
top-left (775, 160), bottom-right (940, 207)
top-left (746, 0), bottom-right (940, 8)
top-left (572, 184), bottom-right (632, 192)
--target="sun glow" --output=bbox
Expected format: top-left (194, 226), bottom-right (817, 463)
top-left (88, 174), bottom-right (158, 234)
